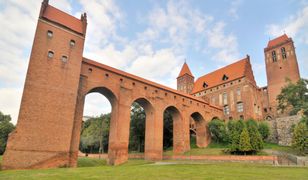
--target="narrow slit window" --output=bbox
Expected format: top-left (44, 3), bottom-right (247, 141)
top-left (272, 51), bottom-right (277, 62)
top-left (281, 47), bottom-right (287, 59)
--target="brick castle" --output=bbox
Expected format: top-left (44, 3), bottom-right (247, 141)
top-left (2, 0), bottom-right (301, 170)
top-left (178, 34), bottom-right (300, 121)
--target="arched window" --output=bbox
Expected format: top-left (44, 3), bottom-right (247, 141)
top-left (281, 47), bottom-right (287, 59)
top-left (47, 51), bottom-right (54, 58)
top-left (70, 40), bottom-right (76, 47)
top-left (47, 30), bottom-right (53, 38)
top-left (272, 51), bottom-right (277, 62)
top-left (61, 55), bottom-right (68, 63)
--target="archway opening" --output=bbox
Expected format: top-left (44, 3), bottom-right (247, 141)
top-left (190, 112), bottom-right (209, 148)
top-left (128, 98), bottom-right (154, 154)
top-left (79, 87), bottom-right (116, 156)
top-left (163, 106), bottom-right (183, 154)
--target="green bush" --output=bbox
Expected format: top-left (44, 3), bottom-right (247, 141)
top-left (292, 122), bottom-right (308, 155)
top-left (258, 122), bottom-right (270, 140)
top-left (239, 127), bottom-right (252, 154)
top-left (208, 119), bottom-right (228, 143)
top-left (247, 122), bottom-right (263, 151)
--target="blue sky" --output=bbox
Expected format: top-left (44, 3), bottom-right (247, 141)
top-left (0, 0), bottom-right (307, 124)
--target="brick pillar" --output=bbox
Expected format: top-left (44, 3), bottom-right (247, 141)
top-left (68, 77), bottom-right (87, 167)
top-left (107, 95), bottom-right (130, 165)
top-left (173, 110), bottom-right (185, 154)
top-left (195, 119), bottom-right (207, 147)
top-left (144, 106), bottom-right (163, 161)
top-left (182, 111), bottom-right (190, 152)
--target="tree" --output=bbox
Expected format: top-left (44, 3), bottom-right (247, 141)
top-left (129, 103), bottom-right (146, 152)
top-left (258, 122), bottom-right (270, 141)
top-left (246, 121), bottom-right (263, 152)
top-left (239, 127), bottom-right (252, 154)
top-left (227, 120), bottom-right (244, 152)
top-left (292, 122), bottom-right (308, 155)
top-left (79, 114), bottom-right (110, 154)
top-left (163, 110), bottom-right (173, 150)
top-left (208, 119), bottom-right (228, 143)
top-left (0, 111), bottom-right (15, 155)
top-left (277, 79), bottom-right (308, 116)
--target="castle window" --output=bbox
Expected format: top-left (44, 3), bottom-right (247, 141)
top-left (239, 115), bottom-right (244, 120)
top-left (47, 51), bottom-right (54, 58)
top-left (272, 50), bottom-right (277, 62)
top-left (70, 40), bottom-right (76, 47)
top-left (47, 30), bottom-right (53, 38)
top-left (61, 55), bottom-right (68, 63)
top-left (223, 105), bottom-right (230, 115)
top-left (281, 47), bottom-right (287, 59)
top-left (223, 92), bottom-right (228, 105)
top-left (236, 88), bottom-right (241, 96)
top-left (203, 82), bottom-right (208, 88)
top-left (222, 74), bottom-right (229, 81)
top-left (237, 102), bottom-right (244, 112)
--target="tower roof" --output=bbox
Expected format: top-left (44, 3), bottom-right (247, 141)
top-left (178, 62), bottom-right (194, 78)
top-left (40, 1), bottom-right (85, 35)
top-left (192, 56), bottom-right (254, 94)
top-left (267, 34), bottom-right (290, 48)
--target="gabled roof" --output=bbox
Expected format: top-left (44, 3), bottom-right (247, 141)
top-left (267, 34), bottom-right (289, 48)
top-left (41, 3), bottom-right (84, 34)
top-left (192, 56), bottom-right (253, 94)
top-left (178, 62), bottom-right (194, 78)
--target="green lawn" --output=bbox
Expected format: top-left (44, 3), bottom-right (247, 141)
top-left (0, 157), bottom-right (307, 180)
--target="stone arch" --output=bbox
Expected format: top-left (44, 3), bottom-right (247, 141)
top-left (129, 97), bottom-right (158, 160)
top-left (190, 112), bottom-right (210, 148)
top-left (211, 116), bottom-right (219, 120)
top-left (163, 106), bottom-right (184, 154)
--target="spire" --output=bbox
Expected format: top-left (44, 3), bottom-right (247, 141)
top-left (178, 62), bottom-right (193, 78)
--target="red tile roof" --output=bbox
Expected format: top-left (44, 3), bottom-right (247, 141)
top-left (267, 34), bottom-right (289, 48)
top-left (178, 62), bottom-right (193, 78)
top-left (192, 57), bottom-right (250, 94)
top-left (42, 5), bottom-right (84, 34)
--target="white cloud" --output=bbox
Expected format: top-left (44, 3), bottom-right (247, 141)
top-left (266, 6), bottom-right (308, 44)
top-left (0, 88), bottom-right (22, 124)
top-left (205, 22), bottom-right (240, 64)
top-left (228, 0), bottom-right (243, 20)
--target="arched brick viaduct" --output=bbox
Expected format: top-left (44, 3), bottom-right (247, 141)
top-left (2, 1), bottom-right (222, 169)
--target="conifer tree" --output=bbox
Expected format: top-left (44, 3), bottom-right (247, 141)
top-left (239, 127), bottom-right (252, 154)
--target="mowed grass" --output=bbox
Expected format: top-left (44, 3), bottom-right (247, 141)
top-left (0, 157), bottom-right (307, 180)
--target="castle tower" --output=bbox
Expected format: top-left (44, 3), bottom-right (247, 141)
top-left (177, 62), bottom-right (194, 94)
top-left (264, 34), bottom-right (300, 114)
top-left (2, 0), bottom-right (87, 169)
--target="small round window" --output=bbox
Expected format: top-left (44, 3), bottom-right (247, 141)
top-left (61, 56), bottom-right (68, 63)
top-left (47, 30), bottom-right (53, 38)
top-left (70, 40), bottom-right (75, 47)
top-left (47, 51), bottom-right (54, 58)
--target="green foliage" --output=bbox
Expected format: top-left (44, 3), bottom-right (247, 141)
top-left (246, 122), bottom-right (263, 151)
top-left (0, 111), bottom-right (15, 155)
top-left (239, 127), bottom-right (252, 153)
top-left (163, 110), bottom-right (173, 150)
top-left (227, 120), bottom-right (244, 152)
top-left (80, 114), bottom-right (110, 153)
top-left (292, 122), bottom-right (308, 155)
top-left (258, 122), bottom-right (270, 140)
top-left (208, 119), bottom-right (228, 143)
top-left (277, 79), bottom-right (308, 116)
top-left (129, 103), bottom-right (146, 152)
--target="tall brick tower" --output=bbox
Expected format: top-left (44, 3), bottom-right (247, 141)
top-left (264, 34), bottom-right (300, 115)
top-left (177, 62), bottom-right (194, 94)
top-left (2, 0), bottom-right (87, 169)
